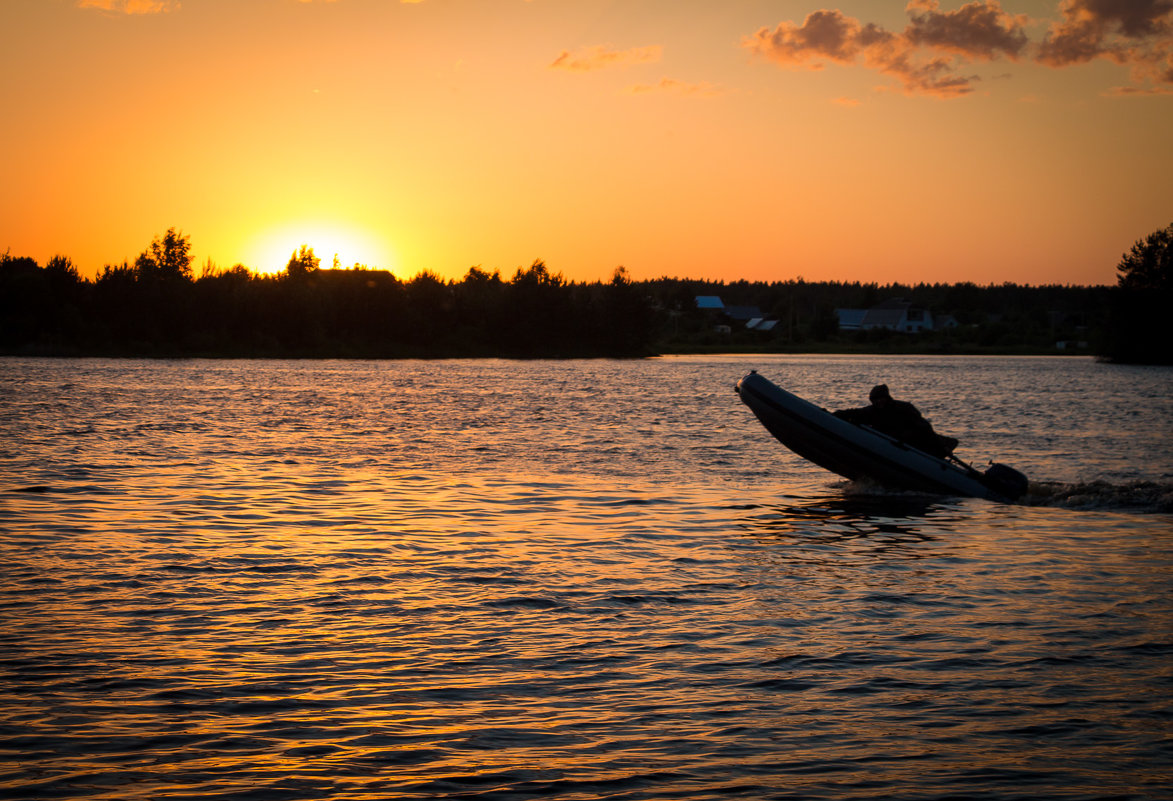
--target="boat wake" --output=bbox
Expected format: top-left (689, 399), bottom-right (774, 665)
top-left (1024, 480), bottom-right (1173, 513)
top-left (832, 477), bottom-right (1173, 514)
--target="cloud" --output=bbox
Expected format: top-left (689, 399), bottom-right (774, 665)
top-left (743, 9), bottom-right (864, 66)
top-left (77, 0), bottom-right (179, 12)
top-left (1036, 0), bottom-right (1173, 90)
top-left (627, 78), bottom-right (723, 97)
top-left (745, 1), bottom-right (1173, 97)
top-left (905, 0), bottom-right (1029, 59)
top-left (549, 45), bottom-right (662, 72)
top-left (743, 2), bottom-right (1029, 98)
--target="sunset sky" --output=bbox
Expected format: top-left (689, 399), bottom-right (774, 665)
top-left (2, 0), bottom-right (1171, 285)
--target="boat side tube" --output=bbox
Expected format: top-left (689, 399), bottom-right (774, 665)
top-left (736, 371), bottom-right (1010, 500)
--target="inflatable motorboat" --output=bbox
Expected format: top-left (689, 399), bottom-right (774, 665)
top-left (735, 371), bottom-right (1028, 502)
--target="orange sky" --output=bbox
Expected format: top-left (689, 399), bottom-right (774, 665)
top-left (2, 0), bottom-right (1171, 285)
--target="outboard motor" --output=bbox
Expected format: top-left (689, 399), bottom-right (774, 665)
top-left (983, 463), bottom-right (1029, 501)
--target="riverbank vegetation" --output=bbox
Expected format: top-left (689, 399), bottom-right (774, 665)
top-left (2, 225), bottom-right (1169, 363)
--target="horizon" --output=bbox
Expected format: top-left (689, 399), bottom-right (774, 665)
top-left (2, 1), bottom-right (1171, 286)
top-left (3, 241), bottom-right (1122, 289)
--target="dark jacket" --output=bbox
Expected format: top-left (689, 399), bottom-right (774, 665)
top-left (833, 400), bottom-right (957, 458)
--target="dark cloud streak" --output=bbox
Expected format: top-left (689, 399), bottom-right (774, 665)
top-left (549, 45), bottom-right (662, 72)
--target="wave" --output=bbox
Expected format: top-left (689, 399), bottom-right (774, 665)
top-left (1025, 480), bottom-right (1173, 513)
top-left (831, 477), bottom-right (1173, 514)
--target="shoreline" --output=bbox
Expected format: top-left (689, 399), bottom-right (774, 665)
top-left (1, 343), bottom-right (1103, 360)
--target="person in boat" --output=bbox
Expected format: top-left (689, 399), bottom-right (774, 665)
top-left (832, 384), bottom-right (958, 458)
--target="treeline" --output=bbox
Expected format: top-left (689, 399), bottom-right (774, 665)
top-left (646, 276), bottom-right (1113, 354)
top-left (1, 225), bottom-right (1168, 362)
top-left (0, 230), bottom-right (656, 358)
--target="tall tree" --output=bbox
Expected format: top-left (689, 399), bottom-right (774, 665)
top-left (136, 228), bottom-right (193, 281)
top-left (286, 244), bottom-right (320, 278)
top-left (1116, 222), bottom-right (1172, 290)
top-left (45, 255), bottom-right (81, 283)
top-left (1106, 222), bottom-right (1172, 364)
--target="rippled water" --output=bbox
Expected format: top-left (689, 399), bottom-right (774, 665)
top-left (2, 355), bottom-right (1171, 800)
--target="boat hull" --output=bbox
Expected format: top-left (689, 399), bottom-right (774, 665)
top-left (736, 371), bottom-right (1020, 501)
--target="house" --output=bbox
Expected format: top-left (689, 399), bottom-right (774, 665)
top-left (835, 298), bottom-right (935, 333)
top-left (696, 295), bottom-right (777, 332)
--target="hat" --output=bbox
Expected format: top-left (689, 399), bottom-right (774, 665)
top-left (869, 384), bottom-right (891, 402)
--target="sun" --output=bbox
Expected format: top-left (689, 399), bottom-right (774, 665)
top-left (245, 222), bottom-right (395, 276)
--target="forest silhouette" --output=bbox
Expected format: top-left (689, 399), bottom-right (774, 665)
top-left (2, 226), bottom-right (1168, 363)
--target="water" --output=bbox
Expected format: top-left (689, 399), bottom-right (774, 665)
top-left (1, 355), bottom-right (1171, 800)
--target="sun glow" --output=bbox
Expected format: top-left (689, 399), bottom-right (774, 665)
top-left (245, 222), bottom-right (396, 276)
top-left (2, 2), bottom-right (1169, 287)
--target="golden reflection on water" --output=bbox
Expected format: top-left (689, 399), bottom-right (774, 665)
top-left (2, 357), bottom-right (1172, 800)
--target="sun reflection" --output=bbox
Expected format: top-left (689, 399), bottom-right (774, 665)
top-left (245, 222), bottom-right (395, 275)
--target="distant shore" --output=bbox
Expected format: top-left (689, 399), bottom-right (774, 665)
top-left (1, 340), bottom-right (1101, 360)
top-left (653, 341), bottom-right (1096, 358)
top-left (6, 247), bottom-right (1168, 363)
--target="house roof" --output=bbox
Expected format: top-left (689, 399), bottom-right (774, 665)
top-left (724, 305), bottom-right (762, 321)
top-left (695, 295), bottom-right (724, 309)
top-left (838, 299), bottom-right (932, 330)
top-left (835, 308), bottom-right (867, 327)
